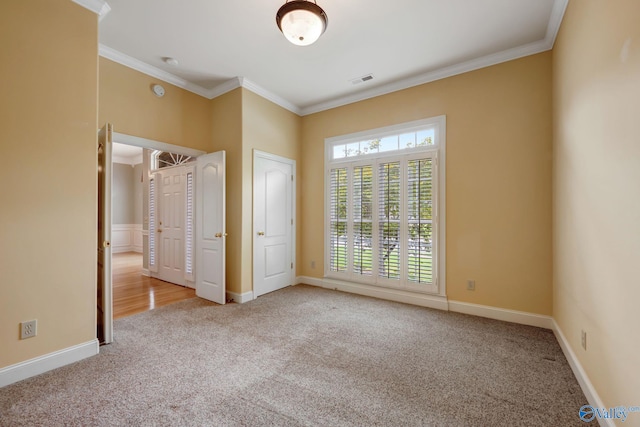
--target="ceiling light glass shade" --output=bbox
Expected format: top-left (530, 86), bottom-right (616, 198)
top-left (276, 1), bottom-right (328, 46)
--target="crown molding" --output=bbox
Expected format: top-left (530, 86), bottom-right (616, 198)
top-left (545, 0), bottom-right (569, 48)
top-left (206, 77), bottom-right (302, 115)
top-left (239, 77), bottom-right (302, 115)
top-left (99, 44), bottom-right (212, 98)
top-left (98, 45), bottom-right (300, 114)
top-left (300, 0), bottom-right (568, 115)
top-left (300, 38), bottom-right (551, 116)
top-left (96, 0), bottom-right (568, 117)
top-left (206, 77), bottom-right (242, 99)
top-left (71, 0), bottom-right (111, 20)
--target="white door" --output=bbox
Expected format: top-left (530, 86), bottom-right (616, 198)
top-left (153, 166), bottom-right (186, 286)
top-left (97, 123), bottom-right (113, 344)
top-left (195, 151), bottom-right (226, 304)
top-left (253, 151), bottom-right (295, 298)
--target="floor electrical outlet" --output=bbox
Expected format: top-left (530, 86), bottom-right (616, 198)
top-left (20, 320), bottom-right (37, 339)
top-left (467, 280), bottom-right (476, 291)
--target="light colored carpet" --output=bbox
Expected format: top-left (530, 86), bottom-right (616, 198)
top-left (0, 285), bottom-right (591, 426)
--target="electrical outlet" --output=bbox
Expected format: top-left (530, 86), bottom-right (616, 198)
top-left (20, 320), bottom-right (37, 340)
top-left (581, 330), bottom-right (587, 350)
top-left (467, 280), bottom-right (475, 291)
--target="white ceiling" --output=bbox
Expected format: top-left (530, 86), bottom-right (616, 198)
top-left (93, 0), bottom-right (567, 115)
top-left (113, 142), bottom-right (143, 165)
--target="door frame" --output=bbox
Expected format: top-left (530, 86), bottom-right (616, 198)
top-left (101, 131), bottom-right (205, 344)
top-left (252, 150), bottom-right (296, 297)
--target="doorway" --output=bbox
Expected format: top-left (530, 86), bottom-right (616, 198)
top-left (98, 126), bottom-right (227, 344)
top-left (253, 150), bottom-right (296, 298)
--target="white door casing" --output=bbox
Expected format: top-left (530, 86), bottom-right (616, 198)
top-left (97, 123), bottom-right (113, 344)
top-left (99, 132), bottom-right (214, 348)
top-left (253, 151), bottom-right (295, 298)
top-left (195, 151), bottom-right (226, 304)
top-left (154, 166), bottom-right (186, 286)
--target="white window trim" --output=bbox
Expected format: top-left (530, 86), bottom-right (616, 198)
top-left (324, 116), bottom-right (446, 298)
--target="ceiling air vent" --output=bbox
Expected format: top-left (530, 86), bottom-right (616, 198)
top-left (350, 74), bottom-right (374, 85)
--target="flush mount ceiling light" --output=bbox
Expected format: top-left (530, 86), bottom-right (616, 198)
top-left (276, 0), bottom-right (328, 46)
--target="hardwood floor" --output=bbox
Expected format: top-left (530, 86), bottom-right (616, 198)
top-left (113, 252), bottom-right (196, 319)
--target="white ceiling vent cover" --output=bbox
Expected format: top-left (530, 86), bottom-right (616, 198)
top-left (350, 74), bottom-right (375, 85)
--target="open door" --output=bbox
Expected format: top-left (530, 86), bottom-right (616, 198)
top-left (195, 151), bottom-right (226, 304)
top-left (97, 123), bottom-right (113, 344)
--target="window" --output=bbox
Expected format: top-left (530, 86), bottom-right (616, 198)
top-left (151, 150), bottom-right (194, 170)
top-left (325, 117), bottom-right (445, 294)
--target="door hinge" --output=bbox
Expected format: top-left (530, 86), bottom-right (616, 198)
top-left (291, 219), bottom-right (293, 225)
top-left (291, 175), bottom-right (294, 181)
top-left (291, 262), bottom-right (294, 269)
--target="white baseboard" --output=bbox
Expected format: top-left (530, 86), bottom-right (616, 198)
top-left (0, 339), bottom-right (99, 388)
top-left (552, 320), bottom-right (611, 427)
top-left (448, 300), bottom-right (553, 329)
top-left (296, 276), bottom-right (552, 330)
top-left (296, 276), bottom-right (449, 311)
top-left (112, 247), bottom-right (137, 254)
top-left (226, 291), bottom-right (254, 304)
top-left (141, 268), bottom-right (150, 277)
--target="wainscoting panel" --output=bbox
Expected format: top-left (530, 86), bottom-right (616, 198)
top-left (112, 224), bottom-right (143, 253)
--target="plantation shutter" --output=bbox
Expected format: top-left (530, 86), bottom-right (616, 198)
top-left (148, 177), bottom-right (157, 272)
top-left (378, 161), bottom-right (401, 280)
top-left (185, 171), bottom-right (194, 281)
top-left (353, 165), bottom-right (373, 276)
top-left (407, 158), bottom-right (434, 284)
top-left (329, 167), bottom-right (348, 272)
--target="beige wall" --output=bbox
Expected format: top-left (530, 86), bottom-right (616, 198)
top-left (553, 0), bottom-right (640, 411)
top-left (209, 88), bottom-right (301, 296)
top-left (241, 89), bottom-right (302, 294)
top-left (210, 89), bottom-right (243, 294)
top-left (112, 163), bottom-right (135, 224)
top-left (0, 0), bottom-right (98, 368)
top-left (99, 57), bottom-right (212, 151)
top-left (301, 53), bottom-right (553, 315)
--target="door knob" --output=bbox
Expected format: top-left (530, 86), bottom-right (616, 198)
top-left (157, 229), bottom-right (163, 233)
top-left (257, 231), bottom-right (265, 236)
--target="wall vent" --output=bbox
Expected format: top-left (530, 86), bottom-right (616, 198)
top-left (349, 74), bottom-right (375, 85)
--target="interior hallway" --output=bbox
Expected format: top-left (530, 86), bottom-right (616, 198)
top-left (112, 252), bottom-right (196, 319)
